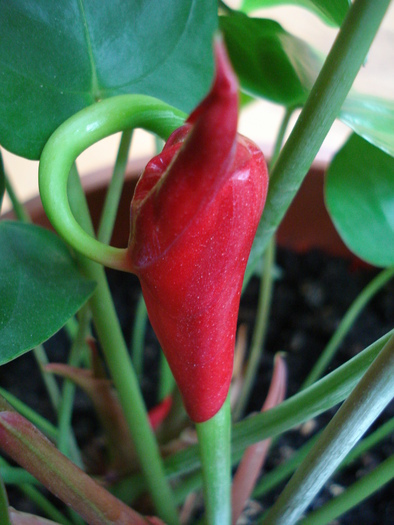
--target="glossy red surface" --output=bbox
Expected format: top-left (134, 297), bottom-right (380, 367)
top-left (127, 41), bottom-right (269, 422)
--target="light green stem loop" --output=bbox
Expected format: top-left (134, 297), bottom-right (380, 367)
top-left (39, 95), bottom-right (185, 270)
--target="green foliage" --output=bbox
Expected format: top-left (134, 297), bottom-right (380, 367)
top-left (340, 94), bottom-right (394, 156)
top-left (0, 0), bottom-right (217, 160)
top-left (326, 134), bottom-right (394, 267)
top-left (220, 14), bottom-right (322, 107)
top-left (0, 154), bottom-right (4, 213)
top-left (0, 222), bottom-right (95, 365)
top-left (240, 0), bottom-right (350, 26)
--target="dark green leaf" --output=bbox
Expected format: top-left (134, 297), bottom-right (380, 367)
top-left (240, 0), bottom-right (350, 26)
top-left (220, 14), bottom-right (323, 107)
top-left (0, 153), bottom-right (5, 212)
top-left (340, 94), bottom-right (394, 157)
top-left (0, 1), bottom-right (216, 160)
top-left (0, 221), bottom-right (95, 364)
top-left (325, 134), bottom-right (394, 267)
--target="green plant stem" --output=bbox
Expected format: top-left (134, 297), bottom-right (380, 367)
top-left (31, 345), bottom-right (61, 410)
top-left (299, 455), bottom-right (394, 525)
top-left (0, 465), bottom-right (39, 486)
top-left (270, 107), bottom-right (294, 169)
top-left (262, 333), bottom-right (394, 525)
top-left (0, 474), bottom-right (11, 525)
top-left (0, 388), bottom-right (58, 441)
top-left (57, 306), bottom-right (90, 467)
top-left (235, 237), bottom-right (276, 420)
top-left (97, 129), bottom-right (133, 244)
top-left (253, 416), bottom-right (394, 499)
top-left (195, 396), bottom-right (231, 525)
top-left (245, 0), bottom-right (392, 285)
top-left (131, 293), bottom-right (148, 382)
top-left (68, 167), bottom-right (179, 524)
top-left (302, 266), bottom-right (394, 389)
top-left (18, 484), bottom-right (73, 525)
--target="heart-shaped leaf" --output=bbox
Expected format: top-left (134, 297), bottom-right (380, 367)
top-left (325, 134), bottom-right (394, 267)
top-left (0, 0), bottom-right (217, 160)
top-left (0, 221), bottom-right (95, 364)
top-left (220, 14), bottom-right (323, 107)
top-left (340, 94), bottom-right (394, 157)
top-left (240, 0), bottom-right (350, 26)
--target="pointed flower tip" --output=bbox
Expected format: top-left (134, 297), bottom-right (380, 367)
top-left (187, 36), bottom-right (238, 126)
top-left (213, 34), bottom-right (238, 97)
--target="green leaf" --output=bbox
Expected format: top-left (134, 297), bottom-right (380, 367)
top-left (340, 93), bottom-right (394, 157)
top-left (0, 221), bottom-right (95, 364)
top-left (0, 0), bottom-right (216, 160)
top-left (325, 134), bottom-right (394, 267)
top-left (220, 14), bottom-right (323, 107)
top-left (240, 0), bottom-right (350, 26)
top-left (0, 153), bottom-right (5, 212)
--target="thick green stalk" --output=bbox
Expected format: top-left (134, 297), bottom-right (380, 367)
top-left (245, 0), bottom-right (392, 284)
top-left (299, 455), bottom-right (394, 525)
top-left (196, 396), bottom-right (231, 525)
top-left (302, 266), bottom-right (394, 388)
top-left (68, 168), bottom-right (179, 524)
top-left (97, 129), bottom-right (133, 244)
top-left (262, 334), bottom-right (394, 524)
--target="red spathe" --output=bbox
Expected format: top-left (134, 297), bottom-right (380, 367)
top-left (127, 40), bottom-right (269, 422)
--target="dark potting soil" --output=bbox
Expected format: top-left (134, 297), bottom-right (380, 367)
top-left (0, 248), bottom-right (392, 523)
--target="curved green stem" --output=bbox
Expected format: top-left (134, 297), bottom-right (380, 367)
top-left (196, 396), bottom-right (231, 525)
top-left (245, 0), bottom-right (392, 285)
top-left (302, 266), bottom-right (394, 389)
top-left (39, 95), bottom-right (185, 270)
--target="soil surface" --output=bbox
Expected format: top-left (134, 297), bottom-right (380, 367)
top-left (0, 248), bottom-right (392, 523)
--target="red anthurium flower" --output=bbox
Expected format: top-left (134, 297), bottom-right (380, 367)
top-left (127, 39), bottom-right (269, 422)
